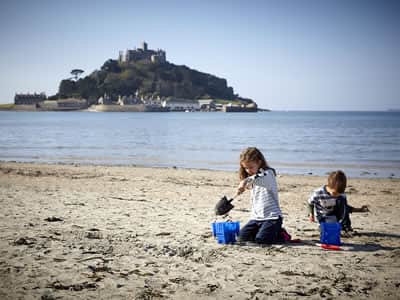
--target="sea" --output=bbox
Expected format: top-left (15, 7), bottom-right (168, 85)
top-left (0, 111), bottom-right (399, 178)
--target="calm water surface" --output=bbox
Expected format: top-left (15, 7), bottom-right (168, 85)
top-left (0, 111), bottom-right (399, 178)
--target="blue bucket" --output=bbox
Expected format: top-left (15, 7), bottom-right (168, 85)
top-left (320, 222), bottom-right (341, 246)
top-left (211, 222), bottom-right (240, 244)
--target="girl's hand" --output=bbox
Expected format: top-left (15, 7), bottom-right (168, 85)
top-left (237, 179), bottom-right (248, 195)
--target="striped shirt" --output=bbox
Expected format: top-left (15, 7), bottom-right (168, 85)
top-left (246, 168), bottom-right (282, 221)
top-left (308, 185), bottom-right (347, 222)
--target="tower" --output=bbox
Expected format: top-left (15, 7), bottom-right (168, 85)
top-left (142, 41), bottom-right (148, 52)
top-left (118, 50), bottom-right (124, 62)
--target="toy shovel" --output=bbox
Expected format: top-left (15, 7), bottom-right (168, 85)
top-left (215, 193), bottom-right (239, 216)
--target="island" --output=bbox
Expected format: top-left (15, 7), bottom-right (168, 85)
top-left (7, 41), bottom-right (263, 112)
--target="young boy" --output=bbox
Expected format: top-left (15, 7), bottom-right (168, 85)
top-left (307, 170), bottom-right (369, 234)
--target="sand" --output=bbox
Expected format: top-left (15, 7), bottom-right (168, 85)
top-left (0, 162), bottom-right (399, 299)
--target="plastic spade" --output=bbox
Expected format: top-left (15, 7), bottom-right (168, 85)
top-left (214, 193), bottom-right (239, 215)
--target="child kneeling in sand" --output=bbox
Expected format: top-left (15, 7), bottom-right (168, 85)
top-left (236, 147), bottom-right (286, 244)
top-left (307, 170), bottom-right (369, 234)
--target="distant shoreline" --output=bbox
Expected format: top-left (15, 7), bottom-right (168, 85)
top-left (0, 159), bottom-right (398, 179)
top-left (1, 160), bottom-right (399, 182)
top-left (0, 104), bottom-right (260, 113)
top-left (1, 104), bottom-right (399, 113)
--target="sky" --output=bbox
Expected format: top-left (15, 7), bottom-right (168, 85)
top-left (0, 0), bottom-right (399, 111)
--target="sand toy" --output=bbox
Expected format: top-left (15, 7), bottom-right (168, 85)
top-left (214, 193), bottom-right (239, 215)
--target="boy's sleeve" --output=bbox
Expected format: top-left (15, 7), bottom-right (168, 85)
top-left (335, 195), bottom-right (348, 223)
top-left (343, 194), bottom-right (354, 213)
top-left (307, 190), bottom-right (317, 215)
top-left (308, 190), bottom-right (317, 205)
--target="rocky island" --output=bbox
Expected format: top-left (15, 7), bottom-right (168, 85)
top-left (9, 41), bottom-right (259, 112)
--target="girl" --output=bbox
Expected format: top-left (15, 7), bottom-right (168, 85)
top-left (237, 147), bottom-right (283, 244)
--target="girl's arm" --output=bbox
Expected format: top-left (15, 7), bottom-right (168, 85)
top-left (252, 170), bottom-right (275, 190)
top-left (237, 177), bottom-right (255, 194)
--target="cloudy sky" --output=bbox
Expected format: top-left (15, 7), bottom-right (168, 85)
top-left (0, 0), bottom-right (399, 110)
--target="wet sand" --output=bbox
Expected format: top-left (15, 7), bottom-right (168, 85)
top-left (0, 162), bottom-right (399, 299)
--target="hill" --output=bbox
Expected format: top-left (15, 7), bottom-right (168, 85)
top-left (57, 59), bottom-right (254, 106)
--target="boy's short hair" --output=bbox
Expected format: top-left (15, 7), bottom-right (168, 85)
top-left (327, 170), bottom-right (347, 194)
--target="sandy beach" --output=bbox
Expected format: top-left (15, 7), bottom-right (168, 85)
top-left (0, 162), bottom-right (399, 299)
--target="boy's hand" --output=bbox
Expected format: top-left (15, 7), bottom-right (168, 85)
top-left (309, 214), bottom-right (315, 222)
top-left (360, 205), bottom-right (370, 212)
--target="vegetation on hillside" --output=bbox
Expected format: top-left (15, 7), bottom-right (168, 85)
top-left (57, 59), bottom-right (253, 105)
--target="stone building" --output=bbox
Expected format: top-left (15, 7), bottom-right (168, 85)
top-left (198, 99), bottom-right (216, 111)
top-left (14, 92), bottom-right (46, 105)
top-left (162, 98), bottom-right (200, 111)
top-left (117, 95), bottom-right (142, 105)
top-left (118, 41), bottom-right (166, 64)
top-left (97, 93), bottom-right (113, 105)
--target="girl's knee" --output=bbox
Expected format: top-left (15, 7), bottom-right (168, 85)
top-left (239, 230), bottom-right (255, 242)
top-left (255, 236), bottom-right (274, 244)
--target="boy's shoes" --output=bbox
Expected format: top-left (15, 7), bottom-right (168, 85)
top-left (341, 228), bottom-right (358, 237)
top-left (341, 231), bottom-right (353, 238)
top-left (343, 226), bottom-right (354, 232)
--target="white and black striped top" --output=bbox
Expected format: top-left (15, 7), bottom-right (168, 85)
top-left (246, 168), bottom-right (282, 221)
top-left (308, 185), bottom-right (347, 221)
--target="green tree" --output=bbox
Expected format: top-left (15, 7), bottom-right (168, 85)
top-left (71, 69), bottom-right (84, 81)
top-left (101, 59), bottom-right (121, 73)
top-left (77, 77), bottom-right (97, 99)
top-left (59, 79), bottom-right (77, 97)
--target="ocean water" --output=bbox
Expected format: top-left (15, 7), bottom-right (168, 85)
top-left (0, 111), bottom-right (399, 178)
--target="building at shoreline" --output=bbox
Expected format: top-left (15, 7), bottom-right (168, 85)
top-left (13, 92), bottom-right (88, 111)
top-left (161, 98), bottom-right (200, 111)
top-left (118, 41), bottom-right (166, 64)
top-left (14, 93), bottom-right (46, 105)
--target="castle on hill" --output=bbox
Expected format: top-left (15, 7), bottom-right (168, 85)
top-left (118, 41), bottom-right (166, 64)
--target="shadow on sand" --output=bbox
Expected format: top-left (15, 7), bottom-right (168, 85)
top-left (284, 230), bottom-right (400, 252)
top-left (340, 242), bottom-right (398, 252)
top-left (353, 231), bottom-right (400, 239)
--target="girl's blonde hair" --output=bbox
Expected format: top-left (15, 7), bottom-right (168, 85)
top-left (239, 147), bottom-right (274, 180)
